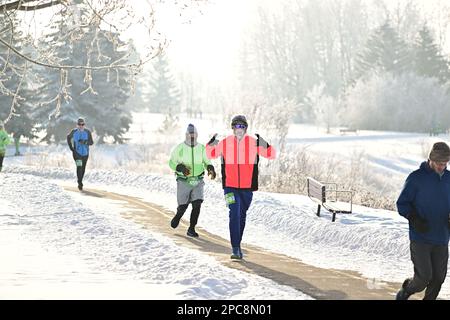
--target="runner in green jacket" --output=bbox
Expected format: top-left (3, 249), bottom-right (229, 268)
top-left (169, 123), bottom-right (216, 237)
top-left (0, 122), bottom-right (12, 172)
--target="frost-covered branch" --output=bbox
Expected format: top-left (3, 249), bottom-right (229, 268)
top-left (0, 0), bottom-right (63, 12)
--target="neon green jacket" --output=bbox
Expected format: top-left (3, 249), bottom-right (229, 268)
top-left (0, 129), bottom-right (11, 154)
top-left (169, 142), bottom-right (211, 178)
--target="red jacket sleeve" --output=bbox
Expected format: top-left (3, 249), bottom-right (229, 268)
top-left (206, 139), bottom-right (223, 159)
top-left (257, 145), bottom-right (276, 159)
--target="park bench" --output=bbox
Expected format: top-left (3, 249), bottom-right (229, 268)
top-left (306, 177), bottom-right (353, 222)
top-left (339, 128), bottom-right (358, 135)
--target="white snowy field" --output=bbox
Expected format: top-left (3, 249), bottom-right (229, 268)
top-left (285, 123), bottom-right (447, 195)
top-left (2, 113), bottom-right (450, 299)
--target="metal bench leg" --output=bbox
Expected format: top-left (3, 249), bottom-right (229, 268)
top-left (317, 204), bottom-right (321, 217)
top-left (332, 212), bottom-right (336, 222)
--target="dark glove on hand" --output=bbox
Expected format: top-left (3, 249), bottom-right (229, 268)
top-left (255, 134), bottom-right (270, 148)
top-left (207, 134), bottom-right (219, 146)
top-left (176, 163), bottom-right (190, 176)
top-left (409, 210), bottom-right (429, 234)
top-left (207, 164), bottom-right (216, 180)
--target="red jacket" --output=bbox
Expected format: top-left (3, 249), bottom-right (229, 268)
top-left (206, 134), bottom-right (276, 190)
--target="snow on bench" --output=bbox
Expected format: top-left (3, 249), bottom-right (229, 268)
top-left (306, 177), bottom-right (353, 222)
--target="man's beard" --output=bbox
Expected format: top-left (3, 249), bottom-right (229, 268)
top-left (186, 134), bottom-right (197, 146)
top-left (235, 129), bottom-right (245, 139)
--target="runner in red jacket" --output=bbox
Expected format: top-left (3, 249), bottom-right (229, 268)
top-left (206, 115), bottom-right (276, 259)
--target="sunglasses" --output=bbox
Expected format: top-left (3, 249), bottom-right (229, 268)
top-left (233, 124), bottom-right (247, 129)
top-left (78, 123), bottom-right (85, 126)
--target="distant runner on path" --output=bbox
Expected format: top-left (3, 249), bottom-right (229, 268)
top-left (0, 121), bottom-right (11, 172)
top-left (67, 117), bottom-right (94, 191)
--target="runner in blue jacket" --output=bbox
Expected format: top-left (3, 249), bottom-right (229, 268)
top-left (396, 142), bottom-right (450, 300)
top-left (67, 118), bottom-right (94, 191)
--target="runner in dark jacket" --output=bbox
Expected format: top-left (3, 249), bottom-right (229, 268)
top-left (396, 142), bottom-right (450, 300)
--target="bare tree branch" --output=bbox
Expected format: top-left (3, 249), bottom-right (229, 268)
top-left (0, 35), bottom-right (150, 70)
top-left (0, 0), bottom-right (205, 125)
top-left (4, 61), bottom-right (27, 124)
top-left (0, 0), bottom-right (63, 12)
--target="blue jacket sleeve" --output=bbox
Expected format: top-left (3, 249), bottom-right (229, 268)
top-left (87, 130), bottom-right (94, 146)
top-left (396, 174), bottom-right (416, 220)
top-left (67, 129), bottom-right (75, 151)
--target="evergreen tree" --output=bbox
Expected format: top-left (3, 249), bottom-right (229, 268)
top-left (0, 13), bottom-right (37, 154)
top-left (354, 21), bottom-right (411, 80)
top-left (126, 75), bottom-right (151, 111)
top-left (413, 25), bottom-right (449, 84)
top-left (35, 11), bottom-right (136, 144)
top-left (148, 54), bottom-right (181, 113)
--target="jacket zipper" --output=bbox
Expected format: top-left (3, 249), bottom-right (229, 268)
top-left (237, 137), bottom-right (240, 188)
top-left (191, 144), bottom-right (194, 177)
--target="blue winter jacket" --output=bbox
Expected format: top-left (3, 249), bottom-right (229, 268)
top-left (397, 161), bottom-right (450, 245)
top-left (67, 128), bottom-right (93, 157)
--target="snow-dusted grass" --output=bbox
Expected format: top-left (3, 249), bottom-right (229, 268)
top-left (8, 114), bottom-right (448, 211)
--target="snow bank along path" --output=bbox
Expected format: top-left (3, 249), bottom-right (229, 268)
top-left (0, 173), bottom-right (309, 299)
top-left (63, 185), bottom-right (406, 299)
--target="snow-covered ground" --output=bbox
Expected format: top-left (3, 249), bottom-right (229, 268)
top-left (0, 173), bottom-right (309, 299)
top-left (2, 113), bottom-right (450, 299)
top-left (3, 163), bottom-right (450, 299)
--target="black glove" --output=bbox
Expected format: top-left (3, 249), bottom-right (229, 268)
top-left (176, 163), bottom-right (190, 176)
top-left (207, 164), bottom-right (216, 180)
top-left (447, 213), bottom-right (450, 230)
top-left (409, 209), bottom-right (429, 234)
top-left (207, 134), bottom-right (219, 146)
top-left (256, 133), bottom-right (270, 148)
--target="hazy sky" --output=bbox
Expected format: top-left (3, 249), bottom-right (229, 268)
top-left (133, 0), bottom-right (450, 83)
top-left (15, 0), bottom-right (450, 83)
top-left (135, 0), bottom-right (257, 82)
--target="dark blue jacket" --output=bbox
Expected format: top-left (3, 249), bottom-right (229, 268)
top-left (397, 161), bottom-right (450, 245)
top-left (67, 128), bottom-right (93, 157)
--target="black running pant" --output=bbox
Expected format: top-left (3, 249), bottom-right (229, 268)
top-left (73, 153), bottom-right (89, 185)
top-left (175, 199), bottom-right (203, 229)
top-left (405, 241), bottom-right (448, 300)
